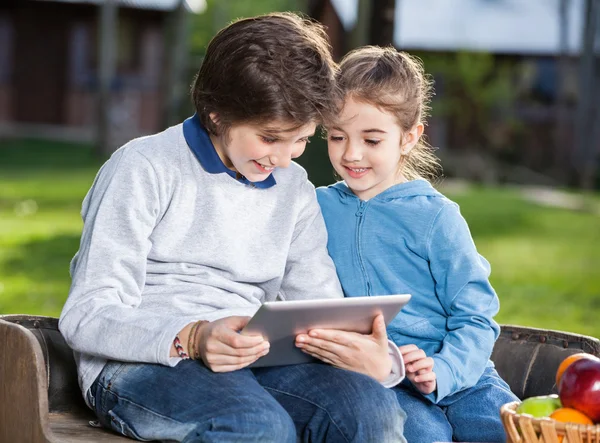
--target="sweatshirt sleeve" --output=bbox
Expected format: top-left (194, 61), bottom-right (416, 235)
top-left (278, 179), bottom-right (344, 301)
top-left (381, 340), bottom-right (405, 388)
top-left (423, 203), bottom-right (500, 403)
top-left (59, 147), bottom-right (194, 366)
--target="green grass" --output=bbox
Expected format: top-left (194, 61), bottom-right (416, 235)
top-left (445, 187), bottom-right (600, 338)
top-left (0, 139), bottom-right (103, 315)
top-left (1, 139), bottom-right (599, 338)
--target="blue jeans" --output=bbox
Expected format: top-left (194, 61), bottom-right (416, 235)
top-left (392, 366), bottom-right (518, 443)
top-left (88, 360), bottom-right (407, 442)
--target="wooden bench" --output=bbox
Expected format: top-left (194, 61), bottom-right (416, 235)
top-left (2, 314), bottom-right (599, 443)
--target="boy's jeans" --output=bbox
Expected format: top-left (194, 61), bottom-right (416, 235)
top-left (88, 360), bottom-right (407, 443)
top-left (393, 366), bottom-right (518, 443)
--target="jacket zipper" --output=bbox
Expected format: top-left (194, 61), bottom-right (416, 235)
top-left (355, 201), bottom-right (372, 296)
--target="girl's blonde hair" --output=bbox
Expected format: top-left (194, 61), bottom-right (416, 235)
top-left (335, 46), bottom-right (441, 182)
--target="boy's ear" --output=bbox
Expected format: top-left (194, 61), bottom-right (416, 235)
top-left (401, 123), bottom-right (424, 155)
top-left (209, 112), bottom-right (220, 126)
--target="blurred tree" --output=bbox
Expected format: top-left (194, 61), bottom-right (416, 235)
top-left (163, 0), bottom-right (302, 121)
top-left (420, 52), bottom-right (516, 151)
top-left (163, 0), bottom-right (191, 127)
top-left (189, 0), bottom-right (302, 59)
top-left (96, 0), bottom-right (118, 157)
top-left (369, 0), bottom-right (395, 46)
top-left (554, 0), bottom-right (571, 181)
top-left (573, 0), bottom-right (600, 189)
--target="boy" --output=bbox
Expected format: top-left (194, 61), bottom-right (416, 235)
top-left (59, 13), bottom-right (406, 443)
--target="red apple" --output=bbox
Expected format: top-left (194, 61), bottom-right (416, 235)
top-left (559, 357), bottom-right (600, 422)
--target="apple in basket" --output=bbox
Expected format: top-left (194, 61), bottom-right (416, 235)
top-left (516, 394), bottom-right (562, 417)
top-left (559, 357), bottom-right (600, 422)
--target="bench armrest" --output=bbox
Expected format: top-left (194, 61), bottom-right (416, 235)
top-left (492, 324), bottom-right (600, 400)
top-left (0, 318), bottom-right (52, 443)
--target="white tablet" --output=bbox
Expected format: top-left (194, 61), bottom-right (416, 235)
top-left (241, 294), bottom-right (411, 368)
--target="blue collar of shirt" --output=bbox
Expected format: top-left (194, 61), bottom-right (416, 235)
top-left (183, 113), bottom-right (276, 189)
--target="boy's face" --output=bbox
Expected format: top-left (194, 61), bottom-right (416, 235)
top-left (211, 119), bottom-right (316, 182)
top-left (327, 97), bottom-right (408, 201)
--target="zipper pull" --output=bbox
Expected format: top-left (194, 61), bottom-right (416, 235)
top-left (355, 201), bottom-right (365, 217)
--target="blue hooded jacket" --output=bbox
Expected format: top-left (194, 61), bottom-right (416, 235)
top-left (316, 179), bottom-right (500, 403)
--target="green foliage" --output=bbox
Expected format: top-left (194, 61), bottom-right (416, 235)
top-left (418, 51), bottom-right (519, 151)
top-left (1, 140), bottom-right (599, 339)
top-left (189, 0), bottom-right (303, 58)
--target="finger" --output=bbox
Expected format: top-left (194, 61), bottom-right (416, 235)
top-left (297, 336), bottom-right (349, 356)
top-left (299, 343), bottom-right (342, 365)
top-left (222, 316), bottom-right (252, 331)
top-left (216, 326), bottom-right (265, 349)
top-left (206, 348), bottom-right (269, 367)
top-left (305, 329), bottom-right (356, 345)
top-left (206, 338), bottom-right (270, 357)
top-left (407, 357), bottom-right (433, 373)
top-left (403, 350), bottom-right (427, 366)
top-left (398, 344), bottom-right (419, 355)
top-left (305, 351), bottom-right (335, 367)
top-left (371, 314), bottom-right (387, 344)
top-left (414, 372), bottom-right (437, 383)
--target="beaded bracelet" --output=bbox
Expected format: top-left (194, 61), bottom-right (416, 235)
top-left (173, 334), bottom-right (189, 360)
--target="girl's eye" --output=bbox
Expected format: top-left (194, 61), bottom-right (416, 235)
top-left (298, 138), bottom-right (311, 144)
top-left (329, 135), bottom-right (344, 142)
top-left (365, 139), bottom-right (380, 146)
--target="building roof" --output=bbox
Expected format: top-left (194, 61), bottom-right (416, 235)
top-left (331, 0), bottom-right (586, 55)
top-left (34, 0), bottom-right (206, 13)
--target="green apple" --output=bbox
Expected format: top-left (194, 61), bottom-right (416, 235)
top-left (516, 395), bottom-right (562, 418)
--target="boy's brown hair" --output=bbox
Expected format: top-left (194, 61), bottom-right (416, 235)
top-left (336, 46), bottom-right (441, 182)
top-left (192, 12), bottom-right (338, 137)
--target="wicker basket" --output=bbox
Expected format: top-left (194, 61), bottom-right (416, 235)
top-left (501, 401), bottom-right (600, 443)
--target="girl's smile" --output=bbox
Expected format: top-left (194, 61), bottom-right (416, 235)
top-left (343, 165), bottom-right (371, 179)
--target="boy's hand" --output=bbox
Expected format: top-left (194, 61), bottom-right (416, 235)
top-left (295, 314), bottom-right (392, 382)
top-left (196, 316), bottom-right (270, 372)
top-left (399, 344), bottom-right (437, 395)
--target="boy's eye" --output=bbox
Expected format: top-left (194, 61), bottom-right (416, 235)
top-left (260, 136), bottom-right (278, 144)
top-left (298, 137), bottom-right (311, 144)
top-left (329, 135), bottom-right (344, 142)
top-left (365, 139), bottom-right (380, 146)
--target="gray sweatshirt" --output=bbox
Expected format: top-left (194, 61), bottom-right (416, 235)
top-left (59, 122), bottom-right (344, 402)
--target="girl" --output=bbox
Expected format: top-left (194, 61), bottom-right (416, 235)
top-left (297, 46), bottom-right (518, 443)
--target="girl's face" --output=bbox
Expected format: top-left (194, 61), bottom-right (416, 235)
top-left (327, 97), bottom-right (421, 201)
top-left (210, 117), bottom-right (316, 183)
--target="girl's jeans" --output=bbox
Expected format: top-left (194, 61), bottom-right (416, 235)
top-left (88, 359), bottom-right (407, 443)
top-left (392, 366), bottom-right (518, 443)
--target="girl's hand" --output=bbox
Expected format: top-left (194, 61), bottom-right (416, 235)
top-left (295, 314), bottom-right (392, 382)
top-left (196, 316), bottom-right (270, 372)
top-left (399, 344), bottom-right (437, 395)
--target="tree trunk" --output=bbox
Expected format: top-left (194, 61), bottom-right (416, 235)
top-left (369, 0), bottom-right (396, 46)
top-left (95, 0), bottom-right (117, 157)
top-left (348, 0), bottom-right (371, 50)
top-left (573, 0), bottom-right (599, 188)
top-left (554, 0), bottom-right (570, 183)
top-left (163, 0), bottom-right (190, 127)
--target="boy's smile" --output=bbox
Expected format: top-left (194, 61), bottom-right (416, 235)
top-left (210, 119), bottom-right (316, 182)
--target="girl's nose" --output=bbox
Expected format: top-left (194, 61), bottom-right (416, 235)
top-left (342, 143), bottom-right (362, 162)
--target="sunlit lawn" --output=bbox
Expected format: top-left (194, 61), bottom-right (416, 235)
top-left (1, 139), bottom-right (599, 338)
